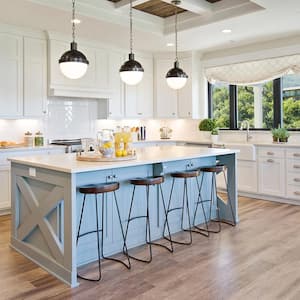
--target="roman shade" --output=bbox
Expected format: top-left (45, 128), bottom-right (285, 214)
top-left (205, 54), bottom-right (300, 85)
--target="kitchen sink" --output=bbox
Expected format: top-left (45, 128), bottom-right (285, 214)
top-left (224, 143), bottom-right (256, 161)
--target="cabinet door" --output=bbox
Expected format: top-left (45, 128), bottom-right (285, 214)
top-left (125, 56), bottom-right (153, 118)
top-left (0, 167), bottom-right (10, 211)
top-left (108, 51), bottom-right (124, 118)
top-left (258, 158), bottom-right (285, 196)
top-left (24, 37), bottom-right (47, 117)
top-left (237, 160), bottom-right (257, 193)
top-left (154, 58), bottom-right (177, 118)
top-left (177, 57), bottom-right (193, 118)
top-left (0, 33), bottom-right (23, 117)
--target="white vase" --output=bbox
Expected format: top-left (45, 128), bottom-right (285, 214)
top-left (211, 134), bottom-right (219, 144)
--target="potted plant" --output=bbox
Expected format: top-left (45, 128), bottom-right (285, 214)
top-left (271, 128), bottom-right (280, 143)
top-left (211, 127), bottom-right (219, 144)
top-left (277, 127), bottom-right (290, 143)
top-left (198, 118), bottom-right (218, 142)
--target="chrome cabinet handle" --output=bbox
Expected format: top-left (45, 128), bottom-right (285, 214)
top-left (137, 112), bottom-right (142, 115)
top-left (294, 191), bottom-right (300, 196)
top-left (293, 165), bottom-right (300, 169)
top-left (112, 174), bottom-right (117, 179)
top-left (293, 153), bottom-right (300, 157)
top-left (294, 178), bottom-right (300, 183)
top-left (267, 159), bottom-right (274, 163)
top-left (267, 151), bottom-right (274, 155)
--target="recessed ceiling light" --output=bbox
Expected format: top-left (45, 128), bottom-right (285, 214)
top-left (166, 43), bottom-right (174, 47)
top-left (222, 29), bottom-right (232, 34)
top-left (71, 18), bottom-right (81, 24)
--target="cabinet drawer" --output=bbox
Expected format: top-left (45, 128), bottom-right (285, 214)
top-left (287, 173), bottom-right (300, 186)
top-left (258, 147), bottom-right (285, 158)
top-left (286, 159), bottom-right (300, 173)
top-left (286, 185), bottom-right (300, 200)
top-left (286, 149), bottom-right (300, 159)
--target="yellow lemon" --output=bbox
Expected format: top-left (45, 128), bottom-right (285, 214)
top-left (116, 150), bottom-right (123, 157)
top-left (122, 150), bottom-right (127, 157)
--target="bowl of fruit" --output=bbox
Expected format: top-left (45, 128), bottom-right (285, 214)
top-left (99, 141), bottom-right (114, 157)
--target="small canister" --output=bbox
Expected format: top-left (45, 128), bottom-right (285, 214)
top-left (34, 131), bottom-right (44, 147)
top-left (24, 131), bottom-right (34, 147)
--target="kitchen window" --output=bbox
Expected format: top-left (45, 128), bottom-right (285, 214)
top-left (282, 73), bottom-right (300, 129)
top-left (207, 78), bottom-right (295, 129)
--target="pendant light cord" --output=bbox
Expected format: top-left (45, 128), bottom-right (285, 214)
top-left (72, 0), bottom-right (76, 43)
top-left (130, 0), bottom-right (133, 54)
top-left (175, 4), bottom-right (178, 63)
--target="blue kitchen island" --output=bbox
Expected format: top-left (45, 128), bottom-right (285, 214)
top-left (9, 146), bottom-right (238, 287)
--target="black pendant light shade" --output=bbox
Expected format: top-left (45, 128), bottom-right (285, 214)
top-left (120, 53), bottom-right (144, 73)
top-left (166, 61), bottom-right (188, 79)
top-left (59, 42), bottom-right (89, 65)
top-left (59, 0), bottom-right (89, 79)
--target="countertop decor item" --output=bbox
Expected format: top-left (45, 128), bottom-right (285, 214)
top-left (160, 126), bottom-right (172, 139)
top-left (34, 131), bottom-right (44, 147)
top-left (24, 131), bottom-right (34, 147)
top-left (119, 0), bottom-right (144, 85)
top-left (165, 0), bottom-right (188, 90)
top-left (199, 118), bottom-right (218, 143)
top-left (58, 0), bottom-right (89, 79)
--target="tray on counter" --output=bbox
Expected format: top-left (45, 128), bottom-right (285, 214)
top-left (76, 152), bottom-right (137, 162)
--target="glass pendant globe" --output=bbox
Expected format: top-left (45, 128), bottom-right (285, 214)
top-left (59, 61), bottom-right (88, 79)
top-left (166, 77), bottom-right (187, 90)
top-left (120, 70), bottom-right (144, 85)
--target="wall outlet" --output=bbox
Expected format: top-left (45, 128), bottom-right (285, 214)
top-left (29, 167), bottom-right (36, 177)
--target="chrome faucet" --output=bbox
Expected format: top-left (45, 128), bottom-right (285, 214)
top-left (240, 120), bottom-right (252, 142)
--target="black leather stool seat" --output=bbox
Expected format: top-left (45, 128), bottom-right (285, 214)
top-left (200, 165), bottom-right (224, 174)
top-left (171, 170), bottom-right (200, 178)
top-left (79, 182), bottom-right (119, 194)
top-left (130, 176), bottom-right (164, 186)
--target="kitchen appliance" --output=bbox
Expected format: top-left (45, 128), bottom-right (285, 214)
top-left (160, 127), bottom-right (172, 139)
top-left (50, 139), bottom-right (82, 153)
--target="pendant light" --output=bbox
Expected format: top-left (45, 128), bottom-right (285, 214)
top-left (166, 0), bottom-right (188, 90)
top-left (59, 0), bottom-right (89, 79)
top-left (120, 0), bottom-right (144, 85)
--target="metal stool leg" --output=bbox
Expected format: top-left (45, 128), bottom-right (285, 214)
top-left (164, 178), bottom-right (192, 245)
top-left (192, 174), bottom-right (209, 237)
top-left (77, 194), bottom-right (102, 282)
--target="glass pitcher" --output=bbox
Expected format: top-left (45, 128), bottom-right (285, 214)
top-left (97, 129), bottom-right (115, 157)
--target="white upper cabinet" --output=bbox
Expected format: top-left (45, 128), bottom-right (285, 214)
top-left (0, 33), bottom-right (23, 117)
top-left (177, 57), bottom-right (193, 118)
top-left (24, 37), bottom-right (47, 117)
top-left (125, 55), bottom-right (153, 118)
top-left (48, 39), bottom-right (110, 98)
top-left (154, 58), bottom-right (177, 118)
top-left (108, 51), bottom-right (125, 118)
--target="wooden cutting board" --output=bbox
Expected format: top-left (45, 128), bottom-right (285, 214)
top-left (76, 152), bottom-right (137, 162)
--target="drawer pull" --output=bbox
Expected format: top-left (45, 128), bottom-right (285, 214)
top-left (294, 178), bottom-right (300, 183)
top-left (267, 159), bottom-right (274, 163)
top-left (293, 153), bottom-right (300, 157)
top-left (294, 191), bottom-right (300, 196)
top-left (293, 165), bottom-right (300, 169)
top-left (267, 151), bottom-right (274, 155)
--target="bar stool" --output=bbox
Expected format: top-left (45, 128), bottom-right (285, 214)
top-left (124, 176), bottom-right (173, 263)
top-left (77, 182), bottom-right (130, 282)
top-left (164, 169), bottom-right (206, 245)
top-left (192, 164), bottom-right (236, 235)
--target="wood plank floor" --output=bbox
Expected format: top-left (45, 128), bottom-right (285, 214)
top-left (2, 196), bottom-right (300, 299)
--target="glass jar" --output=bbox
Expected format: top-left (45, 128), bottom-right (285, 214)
top-left (24, 131), bottom-right (34, 147)
top-left (34, 131), bottom-right (44, 146)
top-left (97, 129), bottom-right (115, 158)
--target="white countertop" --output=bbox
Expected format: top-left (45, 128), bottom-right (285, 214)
top-left (0, 145), bottom-right (65, 153)
top-left (9, 145), bottom-right (238, 174)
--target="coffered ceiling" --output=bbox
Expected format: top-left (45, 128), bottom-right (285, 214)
top-left (1, 0), bottom-right (300, 54)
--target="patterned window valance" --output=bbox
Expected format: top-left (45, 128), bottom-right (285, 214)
top-left (204, 54), bottom-right (300, 85)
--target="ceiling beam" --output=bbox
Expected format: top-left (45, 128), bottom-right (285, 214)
top-left (114, 0), bottom-right (148, 9)
top-left (161, 0), bottom-right (212, 14)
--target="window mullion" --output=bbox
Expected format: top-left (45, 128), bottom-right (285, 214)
top-left (229, 85), bottom-right (237, 129)
top-left (273, 78), bottom-right (282, 128)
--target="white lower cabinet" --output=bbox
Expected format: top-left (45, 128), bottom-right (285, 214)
top-left (0, 166), bottom-right (10, 212)
top-left (237, 160), bottom-right (257, 193)
top-left (258, 157), bottom-right (285, 197)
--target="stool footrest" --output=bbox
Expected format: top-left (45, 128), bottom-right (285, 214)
top-left (128, 215), bottom-right (147, 222)
top-left (167, 206), bottom-right (183, 213)
top-left (78, 229), bottom-right (102, 239)
top-left (164, 235), bottom-right (192, 246)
